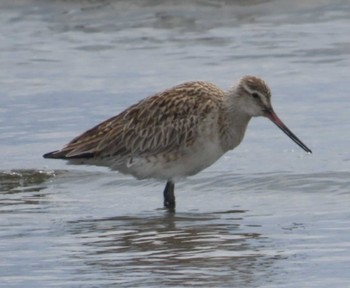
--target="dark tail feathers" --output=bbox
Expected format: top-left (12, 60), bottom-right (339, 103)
top-left (43, 151), bottom-right (95, 159)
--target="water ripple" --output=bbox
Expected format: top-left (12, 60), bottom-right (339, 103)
top-left (64, 211), bottom-right (277, 287)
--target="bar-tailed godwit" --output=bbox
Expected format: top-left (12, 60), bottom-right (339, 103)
top-left (44, 76), bottom-right (312, 210)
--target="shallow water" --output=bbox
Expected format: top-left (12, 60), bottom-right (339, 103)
top-left (1, 0), bottom-right (350, 287)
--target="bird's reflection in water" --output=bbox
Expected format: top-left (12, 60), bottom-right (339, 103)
top-left (67, 210), bottom-right (280, 287)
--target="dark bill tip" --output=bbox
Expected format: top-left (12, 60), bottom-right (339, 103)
top-left (265, 109), bottom-right (312, 154)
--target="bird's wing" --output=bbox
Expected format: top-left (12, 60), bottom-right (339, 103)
top-left (44, 81), bottom-right (223, 159)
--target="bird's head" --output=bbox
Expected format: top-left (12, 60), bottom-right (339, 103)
top-left (232, 75), bottom-right (312, 153)
top-left (235, 75), bottom-right (273, 117)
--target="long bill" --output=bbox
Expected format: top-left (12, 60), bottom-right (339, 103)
top-left (265, 109), bottom-right (312, 153)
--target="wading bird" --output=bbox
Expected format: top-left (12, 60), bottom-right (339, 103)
top-left (44, 76), bottom-right (312, 210)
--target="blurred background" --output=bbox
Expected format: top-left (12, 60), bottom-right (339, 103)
top-left (0, 0), bottom-right (349, 287)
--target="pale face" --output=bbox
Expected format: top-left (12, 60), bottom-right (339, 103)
top-left (237, 76), bottom-right (312, 153)
top-left (238, 76), bottom-right (272, 117)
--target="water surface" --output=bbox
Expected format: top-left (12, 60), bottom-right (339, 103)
top-left (1, 0), bottom-right (350, 287)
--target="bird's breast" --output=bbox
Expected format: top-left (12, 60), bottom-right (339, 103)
top-left (124, 128), bottom-right (225, 180)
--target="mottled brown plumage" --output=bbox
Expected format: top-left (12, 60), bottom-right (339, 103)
top-left (50, 81), bottom-right (222, 157)
top-left (44, 75), bottom-right (311, 210)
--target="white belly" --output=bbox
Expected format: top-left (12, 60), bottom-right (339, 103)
top-left (124, 136), bottom-right (225, 180)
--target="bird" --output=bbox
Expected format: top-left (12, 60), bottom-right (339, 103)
top-left (43, 75), bottom-right (312, 211)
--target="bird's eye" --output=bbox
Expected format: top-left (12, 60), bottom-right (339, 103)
top-left (252, 92), bottom-right (260, 99)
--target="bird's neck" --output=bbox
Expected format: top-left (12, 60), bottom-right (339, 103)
top-left (219, 94), bottom-right (252, 152)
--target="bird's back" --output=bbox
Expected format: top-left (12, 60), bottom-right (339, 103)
top-left (44, 81), bottom-right (226, 178)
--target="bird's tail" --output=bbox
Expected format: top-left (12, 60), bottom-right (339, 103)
top-left (43, 150), bottom-right (94, 159)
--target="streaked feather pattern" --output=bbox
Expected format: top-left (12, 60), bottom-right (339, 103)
top-left (45, 81), bottom-right (225, 165)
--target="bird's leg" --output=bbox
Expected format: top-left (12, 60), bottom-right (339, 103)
top-left (163, 180), bottom-right (175, 210)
